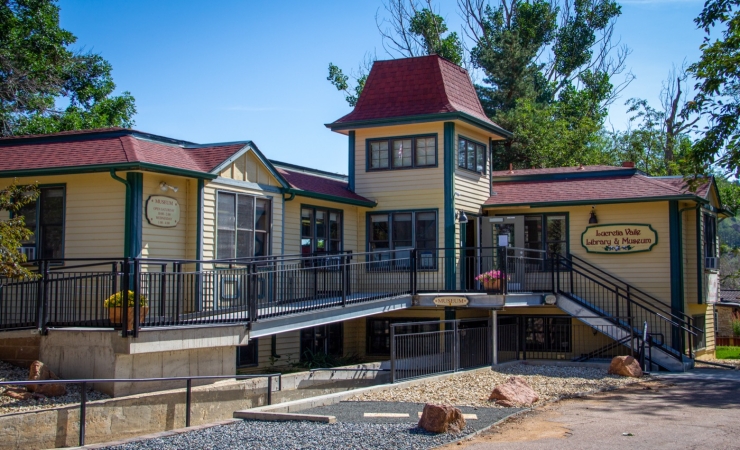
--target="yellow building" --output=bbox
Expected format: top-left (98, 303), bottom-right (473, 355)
top-left (0, 55), bottom-right (727, 392)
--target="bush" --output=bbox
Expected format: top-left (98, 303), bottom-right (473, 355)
top-left (103, 291), bottom-right (147, 308)
top-left (733, 319), bottom-right (740, 337)
top-left (292, 350), bottom-right (363, 370)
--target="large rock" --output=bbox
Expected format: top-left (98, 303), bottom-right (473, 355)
top-left (418, 404), bottom-right (466, 433)
top-left (489, 376), bottom-right (539, 407)
top-left (3, 388), bottom-right (33, 401)
top-left (27, 360), bottom-right (66, 397)
top-left (608, 356), bottom-right (643, 378)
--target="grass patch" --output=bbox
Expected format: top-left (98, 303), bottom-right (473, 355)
top-left (715, 346), bottom-right (740, 359)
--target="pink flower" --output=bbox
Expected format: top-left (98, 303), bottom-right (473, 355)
top-left (475, 270), bottom-right (503, 282)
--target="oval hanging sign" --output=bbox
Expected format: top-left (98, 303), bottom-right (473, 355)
top-left (581, 224), bottom-right (658, 254)
top-left (146, 195), bottom-right (180, 228)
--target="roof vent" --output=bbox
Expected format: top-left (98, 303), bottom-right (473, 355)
top-left (622, 161), bottom-right (635, 168)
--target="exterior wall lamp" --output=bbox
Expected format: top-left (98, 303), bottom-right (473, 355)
top-left (456, 210), bottom-right (468, 224)
top-left (160, 182), bottom-right (179, 193)
top-left (589, 206), bottom-right (598, 224)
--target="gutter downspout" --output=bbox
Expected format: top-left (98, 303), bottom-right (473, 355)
top-left (282, 192), bottom-right (295, 255)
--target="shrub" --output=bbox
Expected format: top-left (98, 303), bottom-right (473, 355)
top-left (732, 319), bottom-right (740, 337)
top-left (104, 291), bottom-right (147, 308)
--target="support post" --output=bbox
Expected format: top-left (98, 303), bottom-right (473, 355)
top-left (267, 376), bottom-right (273, 405)
top-left (186, 378), bottom-right (192, 427)
top-left (79, 382), bottom-right (87, 446)
top-left (492, 310), bottom-right (498, 366)
top-left (132, 258), bottom-right (140, 338)
top-left (390, 325), bottom-right (396, 383)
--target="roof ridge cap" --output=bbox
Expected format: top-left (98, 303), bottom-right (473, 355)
top-left (637, 173), bottom-right (687, 194)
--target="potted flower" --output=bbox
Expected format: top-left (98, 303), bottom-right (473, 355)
top-left (104, 291), bottom-right (148, 329)
top-left (475, 270), bottom-right (504, 291)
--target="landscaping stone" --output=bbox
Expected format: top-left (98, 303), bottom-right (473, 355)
top-left (2, 388), bottom-right (32, 401)
top-left (27, 360), bottom-right (66, 397)
top-left (418, 404), bottom-right (466, 433)
top-left (607, 356), bottom-right (643, 378)
top-left (488, 376), bottom-right (539, 407)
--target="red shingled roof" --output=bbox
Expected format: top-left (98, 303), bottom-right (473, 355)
top-left (0, 129), bottom-right (246, 174)
top-left (490, 165), bottom-right (632, 177)
top-left (331, 55), bottom-right (502, 129)
top-left (277, 167), bottom-right (374, 205)
top-left (485, 173), bottom-right (698, 206)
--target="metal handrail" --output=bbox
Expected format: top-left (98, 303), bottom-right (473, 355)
top-left (0, 373), bottom-right (281, 446)
top-left (569, 253), bottom-right (699, 329)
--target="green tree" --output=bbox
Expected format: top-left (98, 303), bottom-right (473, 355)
top-left (0, 181), bottom-right (39, 278)
top-left (459, 0), bottom-right (631, 169)
top-left (686, 0), bottom-right (740, 179)
top-left (0, 0), bottom-right (135, 137)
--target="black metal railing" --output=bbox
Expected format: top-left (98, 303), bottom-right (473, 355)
top-left (390, 318), bottom-right (492, 382)
top-left (0, 373), bottom-right (281, 447)
top-left (554, 254), bottom-right (698, 363)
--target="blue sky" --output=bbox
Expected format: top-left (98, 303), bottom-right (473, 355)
top-left (59, 0), bottom-right (708, 174)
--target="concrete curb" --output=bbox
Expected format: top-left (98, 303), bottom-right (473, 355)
top-left (233, 411), bottom-right (336, 423)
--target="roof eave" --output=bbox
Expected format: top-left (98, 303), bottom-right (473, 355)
top-left (0, 162), bottom-right (217, 180)
top-left (209, 142), bottom-right (291, 189)
top-left (326, 112), bottom-right (512, 139)
top-left (482, 195), bottom-right (699, 209)
top-left (286, 188), bottom-right (377, 208)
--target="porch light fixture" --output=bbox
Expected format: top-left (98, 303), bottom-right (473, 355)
top-left (456, 210), bottom-right (469, 224)
top-left (159, 182), bottom-right (179, 193)
top-left (589, 206), bottom-right (598, 224)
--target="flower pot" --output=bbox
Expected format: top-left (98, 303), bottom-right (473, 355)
top-left (482, 279), bottom-right (501, 291)
top-left (108, 306), bottom-right (148, 329)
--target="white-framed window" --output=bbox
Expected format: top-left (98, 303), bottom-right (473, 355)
top-left (216, 191), bottom-right (271, 259)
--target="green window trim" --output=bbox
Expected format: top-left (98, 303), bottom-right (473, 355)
top-left (16, 184), bottom-right (66, 262)
top-left (457, 135), bottom-right (487, 175)
top-left (300, 204), bottom-right (344, 256)
top-left (365, 134), bottom-right (438, 171)
top-left (366, 209), bottom-right (439, 270)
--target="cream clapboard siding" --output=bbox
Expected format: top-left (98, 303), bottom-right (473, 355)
top-left (0, 173), bottom-right (126, 258)
top-left (283, 197), bottom-right (363, 256)
top-left (487, 202), bottom-right (673, 306)
top-left (202, 150), bottom-right (283, 263)
top-left (220, 151), bottom-right (280, 187)
top-left (355, 123), bottom-right (446, 255)
top-left (141, 173), bottom-right (196, 260)
top-left (454, 123), bottom-right (494, 214)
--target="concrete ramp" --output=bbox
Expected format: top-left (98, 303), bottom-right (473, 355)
top-left (556, 295), bottom-right (687, 372)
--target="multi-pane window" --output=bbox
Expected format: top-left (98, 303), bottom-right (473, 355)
top-left (368, 135), bottom-right (437, 170)
top-left (704, 213), bottom-right (717, 259)
top-left (524, 317), bottom-right (572, 352)
top-left (369, 211), bottom-right (437, 268)
top-left (301, 206), bottom-right (342, 256)
top-left (366, 318), bottom-right (440, 355)
top-left (216, 192), bottom-right (271, 259)
top-left (546, 215), bottom-right (567, 256)
top-left (458, 137), bottom-right (486, 173)
top-left (236, 339), bottom-right (258, 368)
top-left (300, 323), bottom-right (343, 361)
top-left (18, 186), bottom-right (65, 260)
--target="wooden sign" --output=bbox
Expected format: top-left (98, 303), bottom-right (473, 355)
top-left (146, 196), bottom-right (180, 228)
top-left (433, 296), bottom-right (469, 307)
top-left (581, 224), bottom-right (657, 254)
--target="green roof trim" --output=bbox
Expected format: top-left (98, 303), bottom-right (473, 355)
top-left (482, 195), bottom-right (702, 209)
top-left (210, 142), bottom-right (291, 189)
top-left (0, 162), bottom-right (218, 180)
top-left (490, 168), bottom-right (638, 183)
top-left (326, 111), bottom-right (512, 139)
top-left (286, 188), bottom-right (377, 208)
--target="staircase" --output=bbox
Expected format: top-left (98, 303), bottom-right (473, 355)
top-left (554, 254), bottom-right (699, 372)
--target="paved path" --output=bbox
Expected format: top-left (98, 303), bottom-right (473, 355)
top-left (442, 370), bottom-right (740, 450)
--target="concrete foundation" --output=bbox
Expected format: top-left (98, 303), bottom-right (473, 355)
top-left (38, 325), bottom-right (249, 397)
top-left (0, 330), bottom-right (40, 368)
